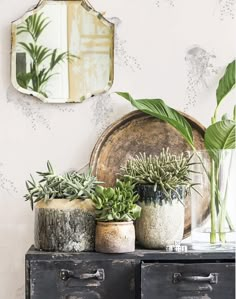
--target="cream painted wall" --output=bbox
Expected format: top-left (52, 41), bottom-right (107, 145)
top-left (0, 0), bottom-right (235, 298)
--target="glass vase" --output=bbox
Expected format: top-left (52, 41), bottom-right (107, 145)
top-left (191, 150), bottom-right (236, 250)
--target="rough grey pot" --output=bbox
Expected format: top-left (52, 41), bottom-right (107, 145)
top-left (135, 185), bottom-right (185, 249)
top-left (34, 199), bottom-right (96, 252)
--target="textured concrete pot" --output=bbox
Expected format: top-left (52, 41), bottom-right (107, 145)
top-left (135, 184), bottom-right (185, 249)
top-left (34, 198), bottom-right (96, 252)
top-left (95, 221), bottom-right (135, 253)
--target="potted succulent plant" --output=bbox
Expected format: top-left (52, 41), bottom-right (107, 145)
top-left (117, 59), bottom-right (236, 248)
top-left (92, 180), bottom-right (141, 253)
top-left (25, 161), bottom-right (101, 252)
top-left (120, 148), bottom-right (196, 249)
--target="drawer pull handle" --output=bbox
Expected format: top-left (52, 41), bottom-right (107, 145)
top-left (60, 269), bottom-right (105, 281)
top-left (80, 269), bottom-right (105, 280)
top-left (173, 273), bottom-right (218, 284)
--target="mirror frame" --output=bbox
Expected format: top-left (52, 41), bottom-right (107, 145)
top-left (11, 0), bottom-right (115, 103)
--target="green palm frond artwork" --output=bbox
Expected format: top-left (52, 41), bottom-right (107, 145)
top-left (16, 12), bottom-right (77, 98)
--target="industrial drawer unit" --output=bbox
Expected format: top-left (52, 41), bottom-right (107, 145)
top-left (26, 246), bottom-right (235, 299)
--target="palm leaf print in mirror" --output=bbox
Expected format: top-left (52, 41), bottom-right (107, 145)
top-left (16, 12), bottom-right (77, 98)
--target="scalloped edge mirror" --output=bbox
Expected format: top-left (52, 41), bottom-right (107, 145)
top-left (11, 0), bottom-right (114, 103)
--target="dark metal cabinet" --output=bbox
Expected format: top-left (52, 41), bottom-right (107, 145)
top-left (26, 247), bottom-right (235, 299)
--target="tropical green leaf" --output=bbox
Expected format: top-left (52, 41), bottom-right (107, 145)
top-left (16, 72), bottom-right (32, 89)
top-left (50, 49), bottom-right (67, 70)
top-left (204, 120), bottom-right (236, 162)
top-left (49, 49), bottom-right (77, 71)
top-left (116, 92), bottom-right (194, 147)
top-left (29, 63), bottom-right (39, 91)
top-left (19, 42), bottom-right (51, 65)
top-left (17, 12), bottom-right (50, 42)
top-left (17, 29), bottom-right (29, 35)
top-left (17, 12), bottom-right (77, 98)
top-left (216, 60), bottom-right (235, 106)
top-left (36, 46), bottom-right (51, 65)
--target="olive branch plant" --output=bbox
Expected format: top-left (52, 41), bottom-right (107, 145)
top-left (117, 59), bottom-right (236, 244)
top-left (16, 12), bottom-right (77, 98)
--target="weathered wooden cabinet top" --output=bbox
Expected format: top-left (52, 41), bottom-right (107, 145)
top-left (26, 246), bottom-right (235, 299)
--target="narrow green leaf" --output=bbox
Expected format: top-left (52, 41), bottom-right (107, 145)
top-left (47, 161), bottom-right (54, 173)
top-left (17, 29), bottom-right (28, 35)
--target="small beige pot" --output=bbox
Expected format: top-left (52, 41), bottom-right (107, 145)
top-left (95, 221), bottom-right (135, 253)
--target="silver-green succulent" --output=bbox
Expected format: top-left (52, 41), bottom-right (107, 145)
top-left (25, 161), bottom-right (101, 209)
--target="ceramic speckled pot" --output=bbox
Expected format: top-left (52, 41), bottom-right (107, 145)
top-left (135, 185), bottom-right (185, 249)
top-left (34, 198), bottom-right (96, 252)
top-left (95, 221), bottom-right (135, 253)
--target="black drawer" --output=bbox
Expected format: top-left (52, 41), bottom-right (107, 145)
top-left (27, 259), bottom-right (136, 299)
top-left (141, 262), bottom-right (235, 299)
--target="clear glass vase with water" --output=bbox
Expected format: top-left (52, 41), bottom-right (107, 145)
top-left (191, 150), bottom-right (236, 250)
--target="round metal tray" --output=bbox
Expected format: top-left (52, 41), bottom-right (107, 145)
top-left (90, 110), bottom-right (209, 238)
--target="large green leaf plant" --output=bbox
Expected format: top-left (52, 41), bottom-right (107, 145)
top-left (117, 59), bottom-right (236, 244)
top-left (17, 12), bottom-right (76, 98)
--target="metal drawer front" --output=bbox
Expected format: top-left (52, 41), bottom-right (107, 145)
top-left (141, 262), bottom-right (235, 299)
top-left (29, 259), bottom-right (135, 299)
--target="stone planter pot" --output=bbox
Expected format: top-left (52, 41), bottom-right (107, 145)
top-left (34, 198), bottom-right (96, 252)
top-left (135, 184), bottom-right (185, 249)
top-left (95, 221), bottom-right (135, 253)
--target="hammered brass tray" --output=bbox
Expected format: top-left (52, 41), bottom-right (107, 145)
top-left (90, 110), bottom-right (209, 238)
